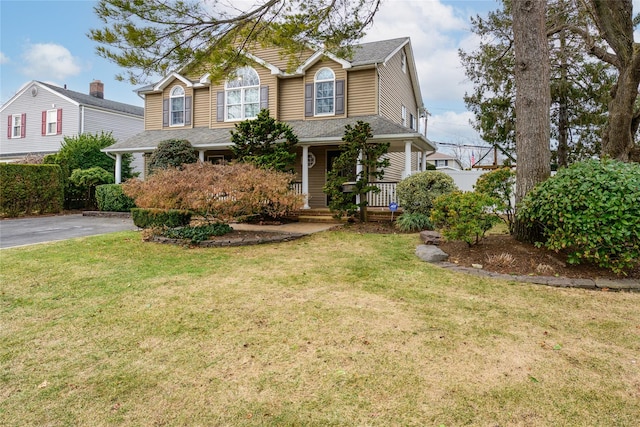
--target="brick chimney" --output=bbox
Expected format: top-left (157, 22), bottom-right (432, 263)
top-left (90, 80), bottom-right (104, 99)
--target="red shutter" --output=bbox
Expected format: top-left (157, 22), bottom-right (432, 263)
top-left (56, 108), bottom-right (63, 134)
top-left (42, 111), bottom-right (47, 135)
top-left (7, 115), bottom-right (11, 139)
top-left (21, 113), bottom-right (26, 138)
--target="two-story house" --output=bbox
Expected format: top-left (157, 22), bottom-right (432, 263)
top-left (103, 37), bottom-right (436, 208)
top-left (1, 80), bottom-right (144, 174)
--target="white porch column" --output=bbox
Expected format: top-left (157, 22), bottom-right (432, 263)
top-left (198, 150), bottom-right (205, 162)
top-left (301, 145), bottom-right (310, 209)
top-left (404, 140), bottom-right (412, 178)
top-left (355, 150), bottom-right (364, 206)
top-left (422, 150), bottom-right (428, 171)
top-left (115, 153), bottom-right (122, 184)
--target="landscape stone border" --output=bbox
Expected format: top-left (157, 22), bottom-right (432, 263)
top-left (417, 244), bottom-right (639, 292)
top-left (148, 231), bottom-right (306, 247)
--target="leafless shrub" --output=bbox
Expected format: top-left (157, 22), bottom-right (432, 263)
top-left (485, 252), bottom-right (515, 268)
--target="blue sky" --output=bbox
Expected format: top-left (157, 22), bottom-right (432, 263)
top-left (0, 0), bottom-right (514, 151)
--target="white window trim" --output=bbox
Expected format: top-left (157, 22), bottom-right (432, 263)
top-left (401, 51), bottom-right (407, 74)
top-left (169, 86), bottom-right (185, 127)
top-left (401, 105), bottom-right (407, 127)
top-left (314, 67), bottom-right (335, 117)
top-left (46, 109), bottom-right (57, 136)
top-left (11, 114), bottom-right (22, 138)
top-left (225, 67), bottom-right (260, 122)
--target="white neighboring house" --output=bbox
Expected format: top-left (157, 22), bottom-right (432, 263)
top-left (426, 151), bottom-right (464, 170)
top-left (0, 80), bottom-right (144, 176)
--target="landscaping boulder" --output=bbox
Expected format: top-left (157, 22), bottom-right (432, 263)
top-left (420, 230), bottom-right (443, 245)
top-left (415, 244), bottom-right (449, 263)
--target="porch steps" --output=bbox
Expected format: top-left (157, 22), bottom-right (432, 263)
top-left (290, 208), bottom-right (402, 223)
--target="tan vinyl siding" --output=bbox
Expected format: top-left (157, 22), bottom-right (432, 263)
top-left (304, 59), bottom-right (347, 120)
top-left (378, 47), bottom-right (418, 127)
top-left (278, 78), bottom-right (304, 121)
top-left (248, 45), bottom-right (315, 72)
top-left (193, 87), bottom-right (210, 128)
top-left (347, 68), bottom-right (377, 116)
top-left (145, 93), bottom-right (163, 130)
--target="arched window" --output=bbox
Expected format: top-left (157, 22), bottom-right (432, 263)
top-left (225, 67), bottom-right (260, 120)
top-left (170, 86), bottom-right (185, 126)
top-left (314, 68), bottom-right (335, 115)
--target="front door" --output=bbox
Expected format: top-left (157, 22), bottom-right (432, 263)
top-left (326, 149), bottom-right (356, 206)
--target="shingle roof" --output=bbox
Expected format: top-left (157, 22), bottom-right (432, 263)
top-left (39, 81), bottom-right (144, 117)
top-left (104, 115), bottom-right (430, 152)
top-left (349, 37), bottom-right (409, 66)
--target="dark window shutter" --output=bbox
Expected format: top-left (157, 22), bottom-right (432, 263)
top-left (21, 113), bottom-right (26, 138)
top-left (409, 113), bottom-right (414, 129)
top-left (335, 80), bottom-right (345, 115)
top-left (56, 109), bottom-right (62, 134)
top-left (41, 111), bottom-right (46, 135)
top-left (162, 99), bottom-right (169, 127)
top-left (185, 96), bottom-right (192, 126)
top-left (7, 115), bottom-right (11, 139)
top-left (304, 83), bottom-right (313, 117)
top-left (216, 91), bottom-right (225, 122)
top-left (260, 86), bottom-right (269, 110)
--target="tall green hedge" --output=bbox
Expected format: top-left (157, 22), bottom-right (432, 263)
top-left (0, 164), bottom-right (64, 217)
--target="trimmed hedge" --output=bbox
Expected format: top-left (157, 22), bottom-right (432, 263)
top-left (131, 208), bottom-right (192, 228)
top-left (96, 184), bottom-right (136, 212)
top-left (0, 163), bottom-right (63, 217)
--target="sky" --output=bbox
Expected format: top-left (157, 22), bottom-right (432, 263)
top-left (4, 0), bottom-right (634, 161)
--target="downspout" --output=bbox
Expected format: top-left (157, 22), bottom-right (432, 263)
top-left (80, 105), bottom-right (85, 134)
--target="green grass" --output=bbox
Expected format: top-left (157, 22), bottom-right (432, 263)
top-left (1, 230), bottom-right (639, 426)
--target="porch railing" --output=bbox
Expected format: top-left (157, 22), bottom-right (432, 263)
top-left (292, 181), bottom-right (399, 208)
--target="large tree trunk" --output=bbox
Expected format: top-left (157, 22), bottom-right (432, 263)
top-left (512, 0), bottom-right (551, 242)
top-left (587, 0), bottom-right (640, 161)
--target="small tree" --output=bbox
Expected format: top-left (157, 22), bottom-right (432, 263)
top-left (323, 121), bottom-right (389, 222)
top-left (230, 109), bottom-right (298, 172)
top-left (474, 167), bottom-right (516, 234)
top-left (44, 132), bottom-right (133, 208)
top-left (70, 167), bottom-right (115, 209)
top-left (124, 162), bottom-right (303, 222)
top-left (148, 139), bottom-right (198, 174)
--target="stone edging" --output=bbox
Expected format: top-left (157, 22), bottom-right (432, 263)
top-left (83, 211), bottom-right (131, 218)
top-left (417, 245), bottom-right (639, 292)
top-left (149, 232), bottom-right (306, 247)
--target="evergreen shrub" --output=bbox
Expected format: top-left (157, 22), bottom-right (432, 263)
top-left (131, 208), bottom-right (192, 228)
top-left (396, 171), bottom-right (457, 215)
top-left (0, 164), bottom-right (63, 217)
top-left (96, 184), bottom-right (136, 212)
top-left (517, 159), bottom-right (640, 274)
top-left (430, 191), bottom-right (500, 246)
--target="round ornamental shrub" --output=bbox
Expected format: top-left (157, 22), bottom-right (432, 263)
top-left (396, 171), bottom-right (457, 215)
top-left (148, 139), bottom-right (198, 174)
top-left (96, 184), bottom-right (136, 212)
top-left (517, 159), bottom-right (640, 274)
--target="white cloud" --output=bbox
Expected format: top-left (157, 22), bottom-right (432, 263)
top-left (428, 110), bottom-right (482, 144)
top-left (0, 52), bottom-right (9, 64)
top-left (20, 43), bottom-right (83, 80)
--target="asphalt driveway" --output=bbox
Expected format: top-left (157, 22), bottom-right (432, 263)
top-left (0, 214), bottom-right (137, 249)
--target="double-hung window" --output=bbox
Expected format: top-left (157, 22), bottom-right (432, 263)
top-left (314, 68), bottom-right (335, 115)
top-left (170, 86), bottom-right (185, 126)
top-left (11, 114), bottom-right (24, 138)
top-left (225, 67), bottom-right (260, 121)
top-left (46, 109), bottom-right (58, 135)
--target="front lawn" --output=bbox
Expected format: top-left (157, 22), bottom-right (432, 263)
top-left (1, 230), bottom-right (639, 426)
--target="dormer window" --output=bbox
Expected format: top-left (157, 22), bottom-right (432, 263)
top-left (170, 86), bottom-right (185, 126)
top-left (314, 68), bottom-right (335, 115)
top-left (401, 50), bottom-right (407, 73)
top-left (225, 67), bottom-right (260, 120)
